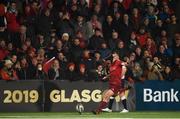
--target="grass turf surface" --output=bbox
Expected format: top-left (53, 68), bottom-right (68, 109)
top-left (0, 112), bottom-right (180, 119)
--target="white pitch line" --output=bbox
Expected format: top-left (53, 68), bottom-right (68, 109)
top-left (0, 116), bottom-right (177, 119)
top-left (0, 116), bottom-right (134, 119)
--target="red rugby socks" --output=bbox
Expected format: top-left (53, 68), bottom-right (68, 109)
top-left (97, 101), bottom-right (107, 112)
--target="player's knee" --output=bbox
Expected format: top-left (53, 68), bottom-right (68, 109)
top-left (120, 92), bottom-right (125, 97)
top-left (102, 96), bottom-right (109, 102)
top-left (120, 95), bottom-right (126, 100)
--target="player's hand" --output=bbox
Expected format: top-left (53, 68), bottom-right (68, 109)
top-left (121, 62), bottom-right (128, 66)
top-left (128, 77), bottom-right (134, 84)
top-left (102, 76), bottom-right (107, 80)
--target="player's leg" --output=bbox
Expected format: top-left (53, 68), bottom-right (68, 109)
top-left (119, 70), bottom-right (129, 113)
top-left (119, 91), bottom-right (129, 113)
top-left (102, 95), bottom-right (115, 112)
top-left (93, 89), bottom-right (114, 114)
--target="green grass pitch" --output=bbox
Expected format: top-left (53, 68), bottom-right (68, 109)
top-left (0, 112), bottom-right (180, 119)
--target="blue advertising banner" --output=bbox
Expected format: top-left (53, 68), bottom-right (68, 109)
top-left (136, 80), bottom-right (180, 110)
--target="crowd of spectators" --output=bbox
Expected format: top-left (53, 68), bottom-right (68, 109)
top-left (0, 0), bottom-right (179, 81)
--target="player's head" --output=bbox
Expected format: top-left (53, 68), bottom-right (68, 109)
top-left (112, 51), bottom-right (119, 60)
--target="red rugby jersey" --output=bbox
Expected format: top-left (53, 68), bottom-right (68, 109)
top-left (109, 60), bottom-right (122, 85)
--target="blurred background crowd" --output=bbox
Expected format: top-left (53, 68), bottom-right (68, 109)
top-left (0, 0), bottom-right (179, 81)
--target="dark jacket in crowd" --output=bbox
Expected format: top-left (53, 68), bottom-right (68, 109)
top-left (56, 19), bottom-right (74, 37)
top-left (16, 68), bottom-right (30, 80)
top-left (77, 71), bottom-right (89, 81)
top-left (36, 70), bottom-right (48, 80)
top-left (69, 45), bottom-right (83, 63)
top-left (65, 70), bottom-right (77, 81)
top-left (36, 14), bottom-right (52, 37)
top-left (88, 35), bottom-right (104, 50)
top-left (48, 68), bottom-right (65, 80)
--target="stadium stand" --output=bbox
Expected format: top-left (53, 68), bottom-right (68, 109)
top-left (0, 0), bottom-right (179, 81)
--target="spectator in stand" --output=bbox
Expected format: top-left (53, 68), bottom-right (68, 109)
top-left (146, 0), bottom-right (158, 6)
top-left (145, 5), bottom-right (157, 30)
top-left (108, 1), bottom-right (125, 16)
top-left (35, 63), bottom-right (48, 80)
top-left (128, 32), bottom-right (139, 52)
top-left (36, 48), bottom-right (46, 64)
top-left (108, 31), bottom-right (120, 50)
top-left (143, 37), bottom-right (157, 56)
top-left (16, 57), bottom-right (29, 80)
top-left (115, 40), bottom-right (128, 60)
top-left (48, 59), bottom-right (64, 80)
top-left (0, 40), bottom-right (9, 60)
top-left (134, 46), bottom-right (143, 62)
top-left (113, 11), bottom-right (121, 29)
top-left (130, 0), bottom-right (146, 12)
top-left (162, 65), bottom-right (173, 81)
top-left (88, 28), bottom-right (104, 50)
top-left (50, 39), bottom-right (63, 58)
top-left (25, 39), bottom-right (34, 51)
top-left (86, 14), bottom-right (102, 39)
top-left (167, 15), bottom-right (179, 39)
top-left (143, 61), bottom-right (163, 81)
top-left (161, 37), bottom-right (173, 55)
top-left (36, 9), bottom-right (52, 41)
top-left (77, 64), bottom-right (89, 81)
top-left (26, 45), bottom-right (36, 65)
top-left (55, 11), bottom-right (74, 37)
top-left (0, 3), bottom-right (7, 40)
top-left (78, 0), bottom-right (89, 20)
top-left (46, 31), bottom-right (57, 52)
top-left (153, 19), bottom-right (166, 43)
top-left (69, 38), bottom-right (83, 63)
top-left (99, 42), bottom-right (111, 60)
top-left (27, 57), bottom-right (38, 80)
top-left (136, 26), bottom-right (148, 47)
top-left (141, 18), bottom-right (151, 33)
top-left (6, 42), bottom-right (13, 54)
top-left (155, 30), bottom-right (170, 46)
top-left (131, 62), bottom-right (143, 81)
top-left (173, 33), bottom-right (180, 58)
top-left (0, 0), bottom-right (179, 81)
top-left (80, 50), bottom-right (94, 71)
top-left (140, 50), bottom-right (152, 70)
top-left (93, 51), bottom-right (104, 69)
top-left (45, 1), bottom-right (57, 23)
top-left (57, 52), bottom-right (68, 72)
top-left (68, 1), bottom-right (79, 20)
top-left (102, 15), bottom-right (115, 41)
top-left (128, 52), bottom-right (136, 68)
top-left (155, 44), bottom-right (172, 66)
top-left (75, 31), bottom-right (87, 49)
top-left (171, 57), bottom-right (180, 80)
top-left (130, 8), bottom-right (141, 31)
top-left (14, 25), bottom-right (27, 48)
top-left (0, 59), bottom-right (18, 80)
top-left (22, 2), bottom-right (38, 44)
top-left (73, 13), bottom-right (89, 40)
top-left (17, 42), bottom-right (28, 57)
top-left (6, 1), bottom-right (19, 33)
top-left (95, 63), bottom-right (107, 82)
top-left (91, 4), bottom-right (104, 23)
top-left (61, 33), bottom-right (71, 54)
top-left (10, 54), bottom-right (17, 64)
top-left (158, 3), bottom-right (172, 22)
top-left (119, 14), bottom-right (133, 44)
top-left (65, 62), bottom-right (77, 81)
top-left (35, 34), bottom-right (47, 49)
